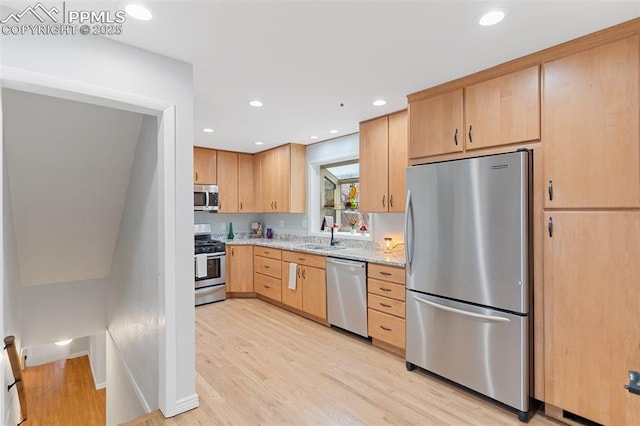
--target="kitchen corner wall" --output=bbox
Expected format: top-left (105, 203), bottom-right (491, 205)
top-left (194, 212), bottom-right (308, 238)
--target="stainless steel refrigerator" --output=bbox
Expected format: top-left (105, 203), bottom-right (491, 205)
top-left (404, 150), bottom-right (531, 421)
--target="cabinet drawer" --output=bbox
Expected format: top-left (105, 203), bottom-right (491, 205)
top-left (254, 273), bottom-right (282, 302)
top-left (368, 309), bottom-right (405, 349)
top-left (368, 263), bottom-right (405, 284)
top-left (254, 246), bottom-right (282, 260)
top-left (368, 279), bottom-right (405, 301)
top-left (368, 293), bottom-right (405, 319)
top-left (254, 256), bottom-right (282, 278)
top-left (282, 250), bottom-right (326, 269)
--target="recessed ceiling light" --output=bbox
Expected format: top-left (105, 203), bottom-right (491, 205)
top-left (249, 100), bottom-right (263, 107)
top-left (372, 99), bottom-right (386, 106)
top-left (329, 130), bottom-right (338, 134)
top-left (202, 128), bottom-right (214, 133)
top-left (254, 141), bottom-right (264, 145)
top-left (479, 10), bottom-right (505, 26)
top-left (310, 136), bottom-right (318, 140)
top-left (125, 4), bottom-right (152, 21)
top-left (55, 339), bottom-right (73, 346)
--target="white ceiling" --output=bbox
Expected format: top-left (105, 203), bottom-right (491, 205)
top-left (3, 89), bottom-right (144, 287)
top-left (96, 0), bottom-right (640, 153)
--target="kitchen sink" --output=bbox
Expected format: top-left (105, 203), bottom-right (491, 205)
top-left (300, 244), bottom-right (346, 250)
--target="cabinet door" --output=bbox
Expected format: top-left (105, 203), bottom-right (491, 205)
top-left (227, 246), bottom-right (253, 292)
top-left (193, 147), bottom-right (217, 184)
top-left (281, 261), bottom-right (302, 310)
top-left (465, 66), bottom-right (540, 150)
top-left (359, 116), bottom-right (389, 212)
top-left (387, 110), bottom-right (407, 212)
top-left (238, 153), bottom-right (257, 213)
top-left (254, 152), bottom-right (263, 212)
top-left (260, 149), bottom-right (275, 211)
top-left (408, 89), bottom-right (463, 159)
top-left (301, 266), bottom-right (326, 320)
top-left (544, 211), bottom-right (640, 425)
top-left (288, 144), bottom-right (306, 213)
top-left (217, 151), bottom-right (238, 212)
top-left (273, 145), bottom-right (291, 212)
top-left (543, 36), bottom-right (640, 208)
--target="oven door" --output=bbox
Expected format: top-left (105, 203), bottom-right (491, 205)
top-left (194, 252), bottom-right (226, 289)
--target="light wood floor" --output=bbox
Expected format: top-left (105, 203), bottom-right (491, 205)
top-left (22, 355), bottom-right (106, 426)
top-left (158, 298), bottom-right (560, 425)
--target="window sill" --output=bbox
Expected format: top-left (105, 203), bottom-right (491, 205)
top-left (309, 230), bottom-right (372, 241)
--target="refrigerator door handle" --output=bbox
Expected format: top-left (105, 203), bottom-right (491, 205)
top-left (413, 295), bottom-right (511, 323)
top-left (404, 189), bottom-right (414, 270)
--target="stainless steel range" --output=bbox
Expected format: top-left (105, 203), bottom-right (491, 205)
top-left (194, 224), bottom-right (226, 306)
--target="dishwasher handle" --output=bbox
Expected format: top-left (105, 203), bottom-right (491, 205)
top-left (327, 258), bottom-right (366, 268)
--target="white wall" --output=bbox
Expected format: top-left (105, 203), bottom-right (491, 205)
top-left (1, 28), bottom-right (195, 416)
top-left (107, 115), bottom-right (159, 412)
top-left (89, 332), bottom-right (107, 390)
top-left (106, 332), bottom-right (145, 426)
top-left (69, 336), bottom-right (90, 358)
top-left (21, 278), bottom-right (106, 348)
top-left (2, 143), bottom-right (22, 426)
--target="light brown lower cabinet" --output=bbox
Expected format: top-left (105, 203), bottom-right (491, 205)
top-left (281, 251), bottom-right (327, 321)
top-left (544, 211), bottom-right (640, 425)
top-left (227, 245), bottom-right (253, 293)
top-left (253, 248), bottom-right (282, 302)
top-left (366, 263), bottom-right (406, 351)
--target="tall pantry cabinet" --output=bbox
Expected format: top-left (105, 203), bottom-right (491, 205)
top-left (542, 35), bottom-right (640, 425)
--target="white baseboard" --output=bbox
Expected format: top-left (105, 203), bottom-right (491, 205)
top-left (171, 393), bottom-right (199, 416)
top-left (94, 381), bottom-right (106, 390)
top-left (68, 350), bottom-right (89, 359)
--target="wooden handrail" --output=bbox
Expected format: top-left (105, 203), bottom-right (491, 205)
top-left (4, 336), bottom-right (27, 425)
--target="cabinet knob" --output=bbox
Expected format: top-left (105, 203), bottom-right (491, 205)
top-left (548, 217), bottom-right (553, 238)
top-left (548, 180), bottom-right (554, 201)
top-left (382, 195), bottom-right (386, 208)
top-left (468, 125), bottom-right (473, 143)
top-left (240, 202), bottom-right (243, 210)
top-left (390, 194), bottom-right (394, 208)
top-left (195, 171), bottom-right (198, 182)
top-left (454, 128), bottom-right (458, 146)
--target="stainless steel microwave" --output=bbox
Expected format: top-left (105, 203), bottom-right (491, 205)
top-left (194, 184), bottom-right (219, 212)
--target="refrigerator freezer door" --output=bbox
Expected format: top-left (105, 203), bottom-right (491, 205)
top-left (405, 151), bottom-right (529, 313)
top-left (406, 291), bottom-right (529, 412)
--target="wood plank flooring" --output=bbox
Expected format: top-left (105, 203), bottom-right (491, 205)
top-left (22, 355), bottom-right (105, 426)
top-left (159, 298), bottom-right (560, 425)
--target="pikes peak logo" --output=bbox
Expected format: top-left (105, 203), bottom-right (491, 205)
top-left (1, 1), bottom-right (126, 36)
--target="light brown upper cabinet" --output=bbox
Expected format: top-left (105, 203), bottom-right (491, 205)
top-left (260, 144), bottom-right (306, 213)
top-left (193, 147), bottom-right (217, 184)
top-left (360, 110), bottom-right (408, 213)
top-left (408, 66), bottom-right (540, 160)
top-left (543, 36), bottom-right (640, 209)
top-left (409, 89), bottom-right (463, 158)
top-left (465, 66), bottom-right (540, 150)
top-left (216, 150), bottom-right (238, 212)
top-left (238, 153), bottom-right (257, 213)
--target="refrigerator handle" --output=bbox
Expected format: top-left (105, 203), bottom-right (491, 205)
top-left (414, 295), bottom-right (511, 323)
top-left (404, 189), bottom-right (414, 270)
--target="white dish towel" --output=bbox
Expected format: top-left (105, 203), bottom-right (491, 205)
top-left (288, 263), bottom-right (298, 290)
top-left (196, 254), bottom-right (208, 278)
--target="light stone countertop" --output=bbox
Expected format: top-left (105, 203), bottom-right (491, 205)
top-left (222, 237), bottom-right (406, 268)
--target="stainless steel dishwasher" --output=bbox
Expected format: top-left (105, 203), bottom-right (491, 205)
top-left (326, 257), bottom-right (368, 338)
